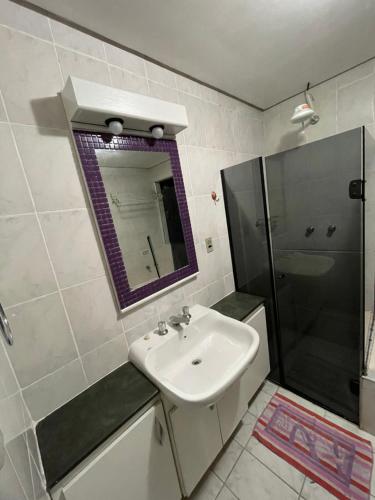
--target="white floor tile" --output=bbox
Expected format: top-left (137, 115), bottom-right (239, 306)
top-left (248, 390), bottom-right (273, 418)
top-left (233, 412), bottom-right (257, 447)
top-left (189, 471), bottom-right (223, 500)
top-left (300, 477), bottom-right (336, 499)
top-left (212, 440), bottom-right (242, 481)
top-left (262, 380), bottom-right (278, 396)
top-left (226, 450), bottom-right (299, 500)
top-left (247, 437), bottom-right (305, 493)
top-left (216, 485), bottom-right (237, 500)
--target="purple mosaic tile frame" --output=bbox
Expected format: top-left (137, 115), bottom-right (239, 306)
top-left (74, 130), bottom-right (198, 310)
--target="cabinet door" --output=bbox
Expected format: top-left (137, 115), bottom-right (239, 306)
top-left (242, 306), bottom-right (270, 402)
top-left (217, 306), bottom-right (270, 443)
top-left (170, 404), bottom-right (222, 497)
top-left (60, 403), bottom-right (180, 500)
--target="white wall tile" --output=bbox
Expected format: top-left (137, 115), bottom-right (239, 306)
top-left (6, 293), bottom-right (77, 387)
top-left (0, 93), bottom-right (6, 121)
top-left (145, 61), bottom-right (176, 88)
top-left (22, 359), bottom-right (87, 421)
top-left (39, 210), bottom-right (105, 288)
top-left (148, 80), bottom-right (179, 103)
top-left (336, 60), bottom-right (375, 89)
top-left (0, 451), bottom-right (27, 500)
top-left (0, 123), bottom-right (33, 215)
top-left (104, 43), bottom-right (146, 76)
top-left (0, 215), bottom-right (56, 307)
top-left (337, 74), bottom-right (375, 131)
top-left (82, 335), bottom-right (128, 384)
top-left (0, 0), bottom-right (52, 41)
top-left (56, 46), bottom-right (111, 86)
top-left (62, 277), bottom-right (122, 355)
top-left (13, 125), bottom-right (86, 211)
top-left (0, 393), bottom-right (28, 443)
top-left (0, 26), bottom-right (66, 128)
top-left (6, 434), bottom-right (34, 500)
top-left (0, 341), bottom-right (18, 399)
top-left (178, 93), bottom-right (207, 146)
top-left (50, 20), bottom-right (106, 60)
top-left (109, 65), bottom-right (149, 95)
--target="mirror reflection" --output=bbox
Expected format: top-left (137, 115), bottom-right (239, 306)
top-left (96, 149), bottom-right (188, 289)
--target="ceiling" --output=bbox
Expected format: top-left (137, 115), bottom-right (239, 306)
top-left (24, 0), bottom-right (375, 109)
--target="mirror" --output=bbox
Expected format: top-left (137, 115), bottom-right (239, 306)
top-left (74, 131), bottom-right (198, 311)
top-left (96, 149), bottom-right (188, 289)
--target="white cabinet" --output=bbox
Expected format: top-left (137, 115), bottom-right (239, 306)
top-left (169, 403), bottom-right (222, 497)
top-left (217, 305), bottom-right (270, 442)
top-left (54, 402), bottom-right (180, 500)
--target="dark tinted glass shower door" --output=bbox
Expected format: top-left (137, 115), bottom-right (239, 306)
top-left (265, 128), bottom-right (363, 423)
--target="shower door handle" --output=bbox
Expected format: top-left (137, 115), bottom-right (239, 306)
top-left (0, 303), bottom-right (13, 346)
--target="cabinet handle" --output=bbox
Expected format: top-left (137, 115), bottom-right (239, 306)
top-left (154, 416), bottom-right (164, 445)
top-left (0, 303), bottom-right (13, 346)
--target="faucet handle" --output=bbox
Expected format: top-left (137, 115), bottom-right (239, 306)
top-left (157, 320), bottom-right (168, 336)
top-left (182, 305), bottom-right (191, 319)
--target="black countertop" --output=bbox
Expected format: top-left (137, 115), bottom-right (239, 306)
top-left (36, 362), bottom-right (158, 489)
top-left (211, 291), bottom-right (265, 321)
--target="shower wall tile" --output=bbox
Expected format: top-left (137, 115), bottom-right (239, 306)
top-left (336, 59), bottom-right (375, 89)
top-left (13, 125), bottom-right (86, 211)
top-left (50, 19), bottom-right (106, 60)
top-left (337, 74), bottom-right (375, 131)
top-left (6, 293), bottom-right (77, 387)
top-left (23, 359), bottom-right (88, 421)
top-left (0, 26), bottom-right (66, 129)
top-left (0, 123), bottom-right (33, 216)
top-left (56, 46), bottom-right (111, 86)
top-left (62, 277), bottom-right (122, 355)
top-left (0, 215), bottom-right (56, 307)
top-left (39, 210), bottom-right (105, 288)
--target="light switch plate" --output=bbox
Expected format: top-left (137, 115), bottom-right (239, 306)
top-left (205, 237), bottom-right (214, 253)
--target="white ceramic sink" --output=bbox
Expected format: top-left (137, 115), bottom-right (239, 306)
top-left (129, 304), bottom-right (260, 407)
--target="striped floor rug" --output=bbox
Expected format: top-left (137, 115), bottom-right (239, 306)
top-left (252, 393), bottom-right (373, 499)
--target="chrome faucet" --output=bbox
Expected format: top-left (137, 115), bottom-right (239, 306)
top-left (169, 306), bottom-right (191, 326)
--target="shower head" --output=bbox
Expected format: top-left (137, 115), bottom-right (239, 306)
top-left (290, 85), bottom-right (320, 127)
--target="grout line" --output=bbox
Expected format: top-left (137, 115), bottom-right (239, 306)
top-left (2, 91), bottom-right (88, 386)
top-left (299, 476), bottom-right (307, 499)
top-left (47, 18), bottom-right (64, 87)
top-left (246, 448), bottom-right (302, 495)
top-left (20, 357), bottom-right (81, 392)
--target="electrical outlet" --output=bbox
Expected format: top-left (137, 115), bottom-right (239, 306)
top-left (205, 237), bottom-right (214, 253)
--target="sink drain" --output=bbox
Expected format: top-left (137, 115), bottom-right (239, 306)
top-left (192, 358), bottom-right (202, 366)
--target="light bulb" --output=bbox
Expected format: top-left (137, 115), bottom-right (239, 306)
top-left (106, 119), bottom-right (124, 135)
top-left (150, 125), bottom-right (164, 139)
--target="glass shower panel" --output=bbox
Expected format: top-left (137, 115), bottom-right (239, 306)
top-left (221, 158), bottom-right (280, 382)
top-left (265, 128), bottom-right (363, 423)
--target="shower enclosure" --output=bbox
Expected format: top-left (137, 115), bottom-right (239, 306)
top-left (222, 128), bottom-right (365, 423)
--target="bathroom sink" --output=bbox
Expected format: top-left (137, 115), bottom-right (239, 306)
top-left (129, 304), bottom-right (259, 407)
